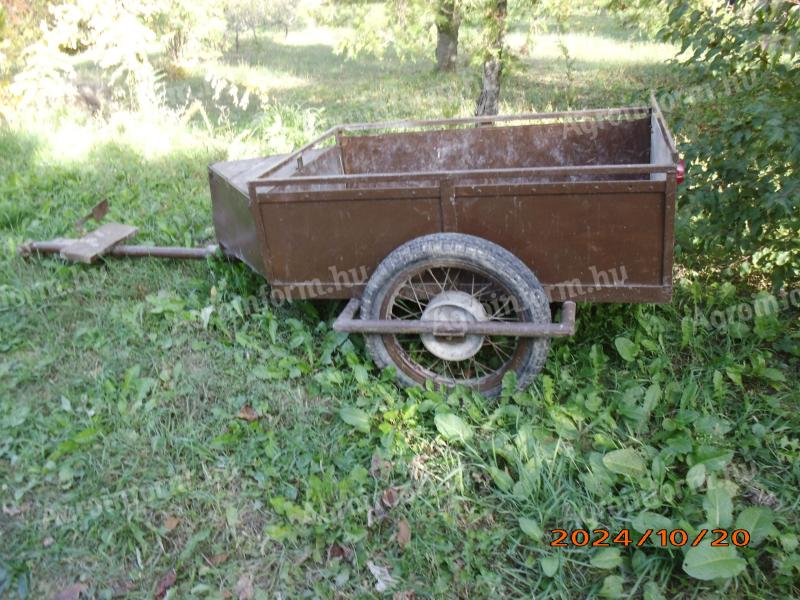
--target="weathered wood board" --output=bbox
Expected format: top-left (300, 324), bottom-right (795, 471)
top-left (60, 223), bottom-right (139, 263)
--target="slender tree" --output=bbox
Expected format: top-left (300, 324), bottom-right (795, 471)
top-left (474, 0), bottom-right (507, 116)
top-left (326, 0), bottom-right (553, 116)
top-left (435, 0), bottom-right (461, 71)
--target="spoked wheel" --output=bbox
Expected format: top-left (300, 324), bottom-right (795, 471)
top-left (361, 233), bottom-right (551, 396)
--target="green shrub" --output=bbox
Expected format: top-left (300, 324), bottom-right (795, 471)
top-left (659, 1), bottom-right (799, 287)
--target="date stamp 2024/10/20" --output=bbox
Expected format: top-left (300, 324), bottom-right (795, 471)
top-left (550, 529), bottom-right (751, 548)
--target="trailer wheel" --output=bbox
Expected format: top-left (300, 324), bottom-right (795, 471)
top-left (361, 233), bottom-right (551, 396)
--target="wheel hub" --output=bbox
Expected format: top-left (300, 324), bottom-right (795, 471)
top-left (420, 291), bottom-right (488, 361)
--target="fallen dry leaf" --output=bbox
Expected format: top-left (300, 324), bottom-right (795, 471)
top-left (369, 452), bottom-right (392, 478)
top-left (326, 542), bottom-right (353, 563)
top-left (381, 487), bottom-right (400, 508)
top-left (52, 582), bottom-right (88, 600)
top-left (163, 516), bottom-right (180, 531)
top-left (204, 552), bottom-right (229, 567)
top-left (234, 573), bottom-right (254, 600)
top-left (367, 561), bottom-right (396, 593)
top-left (43, 536), bottom-right (55, 548)
top-left (236, 405), bottom-right (259, 422)
top-left (368, 488), bottom-right (403, 528)
top-left (396, 519), bottom-right (411, 549)
top-left (393, 592), bottom-right (416, 600)
top-left (409, 454), bottom-right (429, 482)
top-left (154, 569), bottom-right (176, 600)
top-left (745, 486), bottom-right (780, 508)
top-left (109, 578), bottom-right (136, 596)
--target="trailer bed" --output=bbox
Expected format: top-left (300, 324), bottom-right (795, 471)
top-left (209, 100), bottom-right (678, 303)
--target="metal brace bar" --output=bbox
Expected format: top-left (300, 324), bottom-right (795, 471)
top-left (19, 240), bottom-right (220, 260)
top-left (333, 298), bottom-right (577, 338)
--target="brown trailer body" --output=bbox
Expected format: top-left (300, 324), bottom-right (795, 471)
top-left (19, 100), bottom-right (681, 396)
top-left (209, 99), bottom-right (678, 304)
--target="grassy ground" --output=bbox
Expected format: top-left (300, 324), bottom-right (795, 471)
top-left (1, 10), bottom-right (799, 600)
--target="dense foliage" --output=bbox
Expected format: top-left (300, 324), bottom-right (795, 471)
top-left (2, 0), bottom-right (307, 112)
top-left (646, 0), bottom-right (799, 287)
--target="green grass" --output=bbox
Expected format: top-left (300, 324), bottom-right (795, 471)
top-left (2, 11), bottom-right (799, 600)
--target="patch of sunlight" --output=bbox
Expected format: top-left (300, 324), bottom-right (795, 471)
top-left (508, 31), bottom-right (676, 65)
top-left (17, 110), bottom-right (218, 165)
top-left (200, 62), bottom-right (311, 95)
top-left (44, 119), bottom-right (97, 161)
top-left (224, 134), bottom-right (266, 161)
top-left (105, 112), bottom-right (207, 158)
top-left (278, 26), bottom-right (343, 48)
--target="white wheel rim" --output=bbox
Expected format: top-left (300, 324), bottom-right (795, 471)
top-left (420, 290), bottom-right (488, 361)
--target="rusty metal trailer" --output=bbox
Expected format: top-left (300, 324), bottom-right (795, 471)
top-left (24, 97), bottom-right (682, 396)
top-left (205, 96), bottom-right (682, 394)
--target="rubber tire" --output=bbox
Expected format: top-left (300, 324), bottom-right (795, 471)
top-left (361, 233), bottom-right (551, 396)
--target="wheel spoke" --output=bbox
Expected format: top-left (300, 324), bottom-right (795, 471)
top-left (465, 357), bottom-right (483, 378)
top-left (490, 295), bottom-right (515, 320)
top-left (443, 267), bottom-right (454, 291)
top-left (407, 274), bottom-right (424, 313)
top-left (473, 283), bottom-right (494, 301)
top-left (393, 298), bottom-right (422, 320)
top-left (427, 267), bottom-right (444, 294)
top-left (485, 337), bottom-right (512, 361)
top-left (444, 360), bottom-right (461, 381)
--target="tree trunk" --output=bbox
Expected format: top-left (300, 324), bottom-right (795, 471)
top-left (474, 0), bottom-right (507, 116)
top-left (435, 0), bottom-right (460, 72)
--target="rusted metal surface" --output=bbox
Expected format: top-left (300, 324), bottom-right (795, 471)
top-left (103, 245), bottom-right (219, 259)
top-left (258, 193), bottom-right (441, 291)
top-left (20, 239), bottom-right (218, 260)
top-left (208, 156), bottom-right (284, 277)
top-left (204, 101), bottom-right (680, 303)
top-left (257, 163), bottom-right (669, 191)
top-left (452, 188), bottom-right (665, 291)
top-left (75, 199), bottom-right (109, 228)
top-left (337, 118), bottom-right (650, 178)
top-left (243, 106), bottom-right (652, 188)
top-left (246, 105), bottom-right (672, 180)
top-left (343, 106), bottom-right (650, 131)
top-left (208, 149), bottom-right (339, 277)
top-left (333, 298), bottom-right (577, 337)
